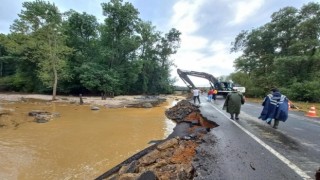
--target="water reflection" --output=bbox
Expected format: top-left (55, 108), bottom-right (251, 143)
top-left (0, 99), bottom-right (177, 179)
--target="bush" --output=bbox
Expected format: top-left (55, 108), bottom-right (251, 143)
top-left (244, 86), bottom-right (266, 98)
top-left (284, 81), bottom-right (320, 102)
top-left (0, 76), bottom-right (14, 91)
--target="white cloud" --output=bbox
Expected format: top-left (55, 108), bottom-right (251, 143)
top-left (209, 41), bottom-right (228, 53)
top-left (169, 0), bottom-right (242, 86)
top-left (179, 34), bottom-right (208, 51)
top-left (228, 0), bottom-right (265, 25)
top-left (200, 41), bottom-right (241, 75)
top-left (170, 0), bottom-right (206, 34)
top-left (172, 39), bottom-right (242, 86)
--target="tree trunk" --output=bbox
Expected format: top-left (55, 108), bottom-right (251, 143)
top-left (51, 35), bottom-right (58, 101)
top-left (0, 61), bottom-right (3, 77)
top-left (0, 50), bottom-right (2, 77)
top-left (52, 63), bottom-right (58, 100)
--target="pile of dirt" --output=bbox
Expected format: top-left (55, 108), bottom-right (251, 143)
top-left (165, 100), bottom-right (218, 129)
top-left (165, 100), bottom-right (199, 122)
top-left (97, 100), bottom-right (218, 180)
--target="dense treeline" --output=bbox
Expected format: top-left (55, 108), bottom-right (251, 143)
top-left (0, 0), bottom-right (181, 99)
top-left (231, 2), bottom-right (320, 102)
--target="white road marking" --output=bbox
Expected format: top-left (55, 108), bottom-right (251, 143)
top-left (293, 127), bottom-right (304, 131)
top-left (209, 104), bottom-right (312, 180)
top-left (243, 103), bottom-right (255, 106)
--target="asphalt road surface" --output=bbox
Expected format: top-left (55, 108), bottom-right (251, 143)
top-left (193, 95), bottom-right (320, 180)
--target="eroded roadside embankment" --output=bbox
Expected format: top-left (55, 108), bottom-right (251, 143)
top-left (96, 100), bottom-right (218, 180)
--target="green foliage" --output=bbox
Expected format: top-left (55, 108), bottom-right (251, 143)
top-left (1, 0), bottom-right (180, 96)
top-left (281, 81), bottom-right (320, 102)
top-left (100, 0), bottom-right (140, 69)
top-left (0, 74), bottom-right (43, 93)
top-left (8, 0), bottom-right (72, 99)
top-left (79, 62), bottom-right (121, 94)
top-left (0, 76), bottom-right (14, 91)
top-left (232, 2), bottom-right (320, 102)
top-left (272, 56), bottom-right (312, 86)
top-left (59, 10), bottom-right (99, 94)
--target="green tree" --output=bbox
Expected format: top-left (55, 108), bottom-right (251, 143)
top-left (231, 2), bottom-right (320, 101)
top-left (291, 2), bottom-right (320, 56)
top-left (232, 24), bottom-right (276, 91)
top-left (99, 0), bottom-right (141, 94)
top-left (0, 34), bottom-right (15, 77)
top-left (0, 34), bottom-right (17, 90)
top-left (135, 23), bottom-right (181, 94)
top-left (153, 28), bottom-right (181, 93)
top-left (100, 0), bottom-right (140, 67)
top-left (135, 21), bottom-right (160, 94)
top-left (270, 7), bottom-right (299, 56)
top-left (11, 0), bottom-right (71, 99)
top-left (79, 62), bottom-right (120, 94)
top-left (2, 0), bottom-right (181, 96)
top-left (4, 32), bottom-right (43, 92)
top-left (62, 10), bottom-right (99, 94)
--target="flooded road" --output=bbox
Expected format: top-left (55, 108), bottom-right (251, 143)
top-left (0, 100), bottom-right (175, 179)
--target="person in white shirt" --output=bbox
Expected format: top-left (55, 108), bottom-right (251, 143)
top-left (192, 88), bottom-right (201, 104)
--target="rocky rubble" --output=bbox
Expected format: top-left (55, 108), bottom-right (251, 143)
top-left (97, 100), bottom-right (218, 180)
top-left (28, 110), bottom-right (60, 123)
top-left (125, 97), bottom-right (167, 108)
top-left (165, 100), bottom-right (199, 122)
top-left (105, 137), bottom-right (197, 180)
top-left (166, 100), bottom-right (218, 131)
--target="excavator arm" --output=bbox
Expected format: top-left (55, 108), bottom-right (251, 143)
top-left (177, 68), bottom-right (245, 97)
top-left (177, 69), bottom-right (196, 88)
top-left (177, 69), bottom-right (219, 89)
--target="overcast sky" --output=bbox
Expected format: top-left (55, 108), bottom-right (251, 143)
top-left (0, 0), bottom-right (313, 87)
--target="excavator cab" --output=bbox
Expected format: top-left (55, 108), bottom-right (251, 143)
top-left (216, 82), bottom-right (233, 91)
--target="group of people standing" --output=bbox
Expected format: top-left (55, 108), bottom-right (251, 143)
top-left (191, 87), bottom-right (218, 104)
top-left (207, 88), bottom-right (218, 102)
top-left (192, 87), bottom-right (289, 129)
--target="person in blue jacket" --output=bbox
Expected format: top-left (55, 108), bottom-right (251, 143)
top-left (259, 88), bottom-right (289, 129)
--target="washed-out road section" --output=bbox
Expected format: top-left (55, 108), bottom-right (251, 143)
top-left (193, 95), bottom-right (319, 179)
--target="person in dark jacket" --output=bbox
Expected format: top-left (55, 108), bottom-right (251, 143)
top-left (223, 89), bottom-right (245, 120)
top-left (259, 88), bottom-right (289, 129)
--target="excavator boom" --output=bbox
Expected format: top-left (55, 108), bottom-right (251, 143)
top-left (177, 69), bottom-right (220, 89)
top-left (177, 68), bottom-right (245, 97)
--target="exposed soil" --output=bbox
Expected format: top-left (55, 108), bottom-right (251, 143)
top-left (0, 93), bottom-right (177, 108)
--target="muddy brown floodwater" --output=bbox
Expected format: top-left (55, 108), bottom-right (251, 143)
top-left (0, 100), bottom-right (176, 179)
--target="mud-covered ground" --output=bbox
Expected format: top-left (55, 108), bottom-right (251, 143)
top-left (0, 93), bottom-right (175, 108)
top-left (97, 99), bottom-right (219, 180)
